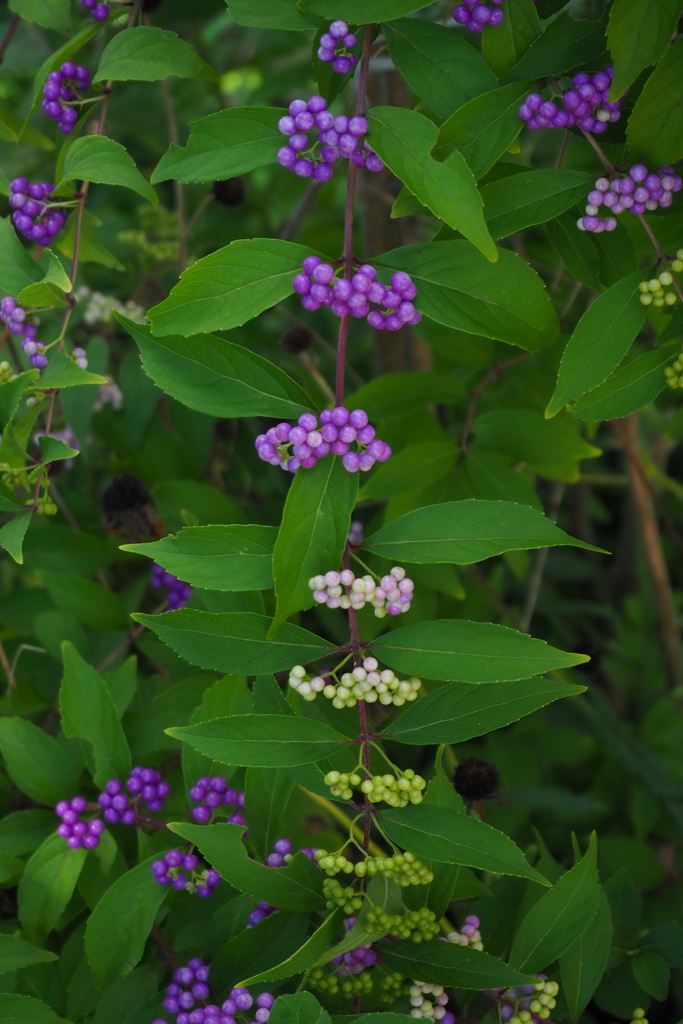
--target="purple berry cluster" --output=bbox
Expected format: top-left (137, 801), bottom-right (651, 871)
top-left (309, 566), bottom-right (414, 617)
top-left (155, 968), bottom-right (275, 1024)
top-left (266, 837), bottom-right (293, 866)
top-left (277, 97), bottom-right (382, 181)
top-left (80, 0), bottom-right (109, 20)
top-left (453, 0), bottom-right (505, 32)
top-left (445, 915), bottom-right (483, 950)
top-left (318, 20), bottom-right (357, 74)
top-left (98, 767), bottom-right (170, 822)
top-left (9, 178), bottom-right (68, 245)
top-left (294, 258), bottom-right (421, 331)
top-left (255, 407), bottom-right (391, 474)
top-left (151, 562), bottom-right (192, 610)
top-left (42, 62), bottom-right (90, 134)
top-left (55, 797), bottom-right (105, 849)
top-left (579, 165), bottom-right (683, 233)
top-left (126, 766), bottom-right (170, 811)
top-left (519, 68), bottom-right (623, 132)
top-left (248, 899), bottom-right (278, 928)
top-left (189, 776), bottom-right (245, 824)
top-left (152, 850), bottom-right (221, 898)
top-left (331, 920), bottom-right (379, 975)
top-left (348, 520), bottom-right (364, 546)
top-left (0, 297), bottom-right (48, 369)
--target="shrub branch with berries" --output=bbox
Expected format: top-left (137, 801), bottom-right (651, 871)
top-left (0, 5), bottom-right (680, 1024)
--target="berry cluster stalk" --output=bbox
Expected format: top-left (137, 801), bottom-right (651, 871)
top-left (336, 25), bottom-right (375, 406)
top-left (333, 24), bottom-right (378, 902)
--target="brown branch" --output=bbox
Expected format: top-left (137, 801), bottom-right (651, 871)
top-left (460, 356), bottom-right (528, 454)
top-left (611, 415), bottom-right (683, 691)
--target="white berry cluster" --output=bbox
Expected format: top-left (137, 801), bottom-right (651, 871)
top-left (445, 914), bottom-right (483, 951)
top-left (409, 982), bottom-right (450, 1020)
top-left (309, 566), bottom-right (414, 617)
top-left (324, 768), bottom-right (426, 807)
top-left (288, 657), bottom-right (421, 709)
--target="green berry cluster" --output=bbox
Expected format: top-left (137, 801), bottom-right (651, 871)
top-left (322, 877), bottom-right (363, 913)
top-left (379, 971), bottom-right (406, 1003)
top-left (289, 657), bottom-right (421, 709)
top-left (340, 971), bottom-right (373, 996)
top-left (507, 980), bottom-right (560, 1023)
top-left (665, 352), bottom-right (683, 389)
top-left (630, 1010), bottom-right (648, 1024)
top-left (31, 495), bottom-right (57, 514)
top-left (638, 267), bottom-right (681, 307)
top-left (308, 967), bottom-right (340, 995)
top-left (0, 361), bottom-right (16, 384)
top-left (323, 768), bottom-right (426, 807)
top-left (365, 905), bottom-right (439, 941)
top-left (316, 849), bottom-right (434, 886)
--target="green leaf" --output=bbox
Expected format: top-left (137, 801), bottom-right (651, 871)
top-left (379, 939), bottom-right (536, 989)
top-left (84, 857), bottom-right (168, 990)
top-left (272, 456), bottom-right (357, 633)
top-left (0, 217), bottom-right (43, 296)
top-left (57, 207), bottom-right (125, 271)
top-left (212, 912), bottom-right (310, 996)
top-left (373, 619), bottom-right (588, 683)
top-left (572, 346), bottom-right (672, 421)
top-left (18, 832), bottom-right (87, 944)
top-left (268, 993), bottom-right (331, 1024)
top-left (245, 766), bottom-right (295, 861)
top-left (501, 15), bottom-right (607, 82)
top-left (546, 272), bottom-right (646, 417)
top-left (41, 574), bottom-right (128, 631)
top-left (631, 951), bottom-right (670, 1000)
top-left (34, 353), bottom-right (107, 390)
top-left (510, 834), bottom-right (600, 972)
top-left (298, 0), bottom-right (432, 21)
top-left (349, 371), bottom-right (464, 420)
top-left (0, 716), bottom-right (81, 806)
top-left (481, 171), bottom-right (594, 240)
top-left (367, 107), bottom-right (496, 261)
top-left (435, 83), bottom-right (531, 180)
top-left (560, 890), bottom-right (613, 1020)
top-left (383, 19), bottom-right (498, 121)
top-left (641, 921), bottom-right (683, 967)
top-left (37, 436), bottom-right (79, 466)
top-left (0, 371), bottom-right (37, 431)
top-left (482, 0), bottom-right (542, 77)
top-left (94, 26), bottom-right (218, 83)
top-left (239, 908), bottom-right (344, 985)
top-left (59, 642), bottom-right (131, 788)
top-left (0, 995), bottom-right (74, 1024)
top-left (608, 0), bottom-right (683, 99)
top-left (228, 0), bottom-right (313, 29)
top-left (9, 0), bottom-right (70, 32)
top-left (167, 714), bottom-right (347, 767)
top-left (17, 281), bottom-right (68, 309)
top-left (384, 677), bottom-right (585, 745)
top-left (56, 136), bottom-right (157, 205)
top-left (0, 512), bottom-right (32, 564)
top-left (0, 934), bottom-right (58, 975)
top-left (147, 239), bottom-right (318, 337)
top-left (472, 409), bottom-right (601, 481)
top-left (547, 213), bottom-right (602, 292)
top-left (124, 525), bottom-right (277, 591)
top-left (168, 823), bottom-right (326, 911)
top-left (358, 441), bottom-right (457, 502)
top-left (594, 221), bottom-right (639, 289)
top-left (152, 108), bottom-right (285, 184)
top-left (132, 610), bottom-right (334, 674)
top-left (116, 315), bottom-right (312, 420)
top-left (364, 499), bottom-right (602, 563)
top-left (379, 805), bottom-right (548, 883)
top-left (374, 242), bottom-right (558, 351)
top-left (627, 37), bottom-right (683, 165)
